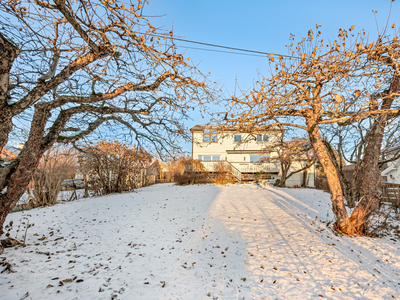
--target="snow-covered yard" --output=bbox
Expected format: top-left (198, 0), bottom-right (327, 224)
top-left (1, 183), bottom-right (400, 299)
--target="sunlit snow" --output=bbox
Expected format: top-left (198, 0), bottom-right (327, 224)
top-left (1, 183), bottom-right (399, 299)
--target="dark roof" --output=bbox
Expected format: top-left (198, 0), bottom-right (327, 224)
top-left (342, 165), bottom-right (354, 171)
top-left (189, 124), bottom-right (284, 133)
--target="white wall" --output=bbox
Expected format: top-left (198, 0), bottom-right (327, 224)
top-left (284, 160), bottom-right (315, 187)
top-left (383, 159), bottom-right (400, 184)
top-left (192, 130), bottom-right (282, 160)
top-left (191, 127), bottom-right (315, 187)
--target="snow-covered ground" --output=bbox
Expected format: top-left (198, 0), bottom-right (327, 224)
top-left (1, 183), bottom-right (400, 299)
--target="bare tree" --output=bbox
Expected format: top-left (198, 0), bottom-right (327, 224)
top-left (79, 141), bottom-right (152, 195)
top-left (266, 137), bottom-right (315, 187)
top-left (0, 0), bottom-right (212, 235)
top-left (226, 25), bottom-right (400, 235)
top-left (32, 146), bottom-right (76, 207)
top-left (321, 119), bottom-right (400, 208)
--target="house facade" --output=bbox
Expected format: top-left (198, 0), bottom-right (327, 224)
top-left (382, 145), bottom-right (400, 184)
top-left (190, 125), bottom-right (315, 187)
top-left (0, 143), bottom-right (23, 162)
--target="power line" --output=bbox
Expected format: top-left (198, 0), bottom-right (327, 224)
top-left (143, 32), bottom-right (300, 59)
top-left (19, 31), bottom-right (300, 60)
top-left (176, 45), bottom-right (268, 58)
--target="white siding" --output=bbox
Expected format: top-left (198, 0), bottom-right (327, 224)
top-left (191, 127), bottom-right (315, 187)
top-left (382, 159), bottom-right (400, 184)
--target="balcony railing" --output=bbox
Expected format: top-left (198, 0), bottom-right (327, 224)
top-left (200, 161), bottom-right (242, 181)
top-left (200, 160), bottom-right (222, 171)
top-left (200, 160), bottom-right (280, 182)
top-left (231, 162), bottom-right (280, 173)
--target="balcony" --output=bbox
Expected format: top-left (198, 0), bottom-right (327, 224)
top-left (231, 162), bottom-right (280, 173)
top-left (200, 161), bottom-right (280, 173)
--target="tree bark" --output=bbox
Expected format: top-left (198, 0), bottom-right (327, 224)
top-left (0, 33), bottom-right (19, 151)
top-left (0, 105), bottom-right (50, 235)
top-left (347, 123), bottom-right (384, 233)
top-left (279, 162), bottom-right (289, 187)
top-left (301, 169), bottom-right (307, 187)
top-left (308, 124), bottom-right (350, 232)
top-left (347, 74), bottom-right (400, 233)
top-left (0, 115), bottom-right (13, 153)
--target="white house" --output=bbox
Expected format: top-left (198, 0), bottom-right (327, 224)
top-left (190, 125), bottom-right (315, 187)
top-left (382, 144), bottom-right (400, 184)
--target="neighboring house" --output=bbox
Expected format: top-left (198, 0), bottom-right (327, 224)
top-left (0, 143), bottom-right (23, 162)
top-left (0, 143), bottom-right (33, 190)
top-left (382, 144), bottom-right (400, 184)
top-left (139, 160), bottom-right (159, 187)
top-left (190, 125), bottom-right (315, 187)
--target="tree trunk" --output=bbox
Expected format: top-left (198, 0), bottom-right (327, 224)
top-left (308, 124), bottom-right (350, 232)
top-left (0, 147), bottom-right (45, 235)
top-left (301, 169), bottom-right (308, 187)
top-left (0, 106), bottom-right (50, 235)
top-left (0, 33), bottom-right (19, 151)
top-left (0, 116), bottom-right (13, 153)
top-left (347, 117), bottom-right (386, 233)
top-left (346, 75), bottom-right (400, 233)
top-left (279, 162), bottom-right (289, 187)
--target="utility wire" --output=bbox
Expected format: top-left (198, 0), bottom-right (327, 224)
top-left (142, 32), bottom-right (301, 59)
top-left (177, 45), bottom-right (268, 58)
top-left (19, 30), bottom-right (300, 59)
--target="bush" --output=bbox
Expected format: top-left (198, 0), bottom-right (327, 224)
top-left (81, 141), bottom-right (152, 195)
top-left (32, 147), bottom-right (76, 208)
top-left (273, 179), bottom-right (281, 187)
top-left (212, 161), bottom-right (235, 185)
top-left (174, 172), bottom-right (208, 185)
top-left (173, 157), bottom-right (208, 185)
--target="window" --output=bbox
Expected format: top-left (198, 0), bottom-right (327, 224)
top-left (198, 155), bottom-right (220, 161)
top-left (250, 155), bottom-right (270, 162)
top-left (234, 135), bottom-right (242, 142)
top-left (203, 129), bottom-right (217, 143)
top-left (257, 135), bottom-right (269, 142)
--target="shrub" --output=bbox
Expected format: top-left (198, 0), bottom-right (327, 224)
top-left (32, 147), bottom-right (76, 208)
top-left (212, 161), bottom-right (235, 185)
top-left (173, 157), bottom-right (208, 185)
top-left (81, 141), bottom-right (152, 195)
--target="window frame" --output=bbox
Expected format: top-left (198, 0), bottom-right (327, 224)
top-left (198, 155), bottom-right (221, 161)
top-left (256, 134), bottom-right (269, 142)
top-left (250, 155), bottom-right (270, 163)
top-left (234, 135), bottom-right (242, 143)
top-left (203, 129), bottom-right (218, 143)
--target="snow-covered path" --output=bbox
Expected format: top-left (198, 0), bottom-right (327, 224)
top-left (1, 183), bottom-right (400, 299)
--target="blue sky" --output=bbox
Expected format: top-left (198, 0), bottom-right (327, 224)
top-left (142, 0), bottom-right (400, 154)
